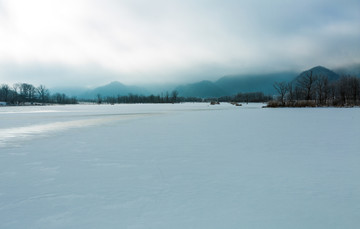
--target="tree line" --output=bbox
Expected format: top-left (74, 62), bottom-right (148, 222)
top-left (91, 90), bottom-right (204, 104)
top-left (0, 83), bottom-right (78, 105)
top-left (270, 72), bottom-right (360, 107)
top-left (217, 92), bottom-right (272, 103)
top-left (89, 91), bottom-right (271, 105)
top-left (0, 82), bottom-right (274, 106)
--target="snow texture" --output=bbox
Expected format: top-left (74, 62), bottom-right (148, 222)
top-left (1, 103), bottom-right (360, 228)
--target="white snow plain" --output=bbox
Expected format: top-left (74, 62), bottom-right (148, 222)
top-left (0, 103), bottom-right (359, 229)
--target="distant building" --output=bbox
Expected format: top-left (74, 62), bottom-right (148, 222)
top-left (0, 102), bottom-right (7, 106)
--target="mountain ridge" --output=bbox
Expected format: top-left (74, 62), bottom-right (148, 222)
top-left (293, 66), bottom-right (340, 82)
top-left (68, 64), bottom-right (359, 99)
top-left (80, 81), bottom-right (149, 99)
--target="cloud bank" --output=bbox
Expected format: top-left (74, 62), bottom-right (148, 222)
top-left (0, 0), bottom-right (359, 86)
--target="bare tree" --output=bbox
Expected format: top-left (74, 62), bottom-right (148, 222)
top-left (297, 70), bottom-right (316, 101)
top-left (323, 76), bottom-right (330, 105)
top-left (315, 75), bottom-right (328, 105)
top-left (287, 82), bottom-right (294, 103)
top-left (0, 84), bottom-right (10, 102)
top-left (294, 86), bottom-right (303, 101)
top-left (165, 91), bottom-right (169, 103)
top-left (329, 82), bottom-right (337, 104)
top-left (273, 81), bottom-right (288, 105)
top-left (338, 76), bottom-right (351, 105)
top-left (13, 83), bottom-right (20, 93)
top-left (19, 83), bottom-right (36, 102)
top-left (171, 90), bottom-right (178, 103)
top-left (12, 83), bottom-right (21, 103)
top-left (37, 85), bottom-right (49, 103)
top-left (349, 76), bottom-right (359, 105)
top-left (96, 94), bottom-right (102, 104)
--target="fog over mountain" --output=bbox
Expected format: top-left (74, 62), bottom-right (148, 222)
top-left (69, 65), bottom-right (357, 99)
top-left (1, 0), bottom-right (359, 87)
top-left (333, 63), bottom-right (360, 77)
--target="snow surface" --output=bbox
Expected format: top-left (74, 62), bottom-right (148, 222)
top-left (1, 103), bottom-right (359, 229)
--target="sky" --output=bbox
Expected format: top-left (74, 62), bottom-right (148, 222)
top-left (0, 0), bottom-right (359, 87)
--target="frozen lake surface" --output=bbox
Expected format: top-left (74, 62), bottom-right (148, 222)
top-left (1, 103), bottom-right (359, 228)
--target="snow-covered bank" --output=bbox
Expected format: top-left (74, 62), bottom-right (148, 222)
top-left (1, 103), bottom-right (359, 228)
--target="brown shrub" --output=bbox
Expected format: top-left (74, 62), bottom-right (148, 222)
top-left (266, 100), bottom-right (317, 108)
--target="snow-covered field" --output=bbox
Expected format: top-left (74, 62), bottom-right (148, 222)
top-left (1, 103), bottom-right (359, 229)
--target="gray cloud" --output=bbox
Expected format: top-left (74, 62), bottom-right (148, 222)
top-left (0, 63), bottom-right (122, 88)
top-left (0, 0), bottom-right (359, 86)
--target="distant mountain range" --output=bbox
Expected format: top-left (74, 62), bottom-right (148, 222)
top-left (174, 72), bottom-right (297, 97)
top-left (80, 81), bottom-right (149, 99)
top-left (63, 65), bottom-right (358, 99)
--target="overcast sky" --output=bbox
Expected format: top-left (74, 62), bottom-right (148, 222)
top-left (0, 0), bottom-right (359, 87)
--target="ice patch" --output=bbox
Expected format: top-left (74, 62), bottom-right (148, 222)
top-left (0, 113), bottom-right (157, 147)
